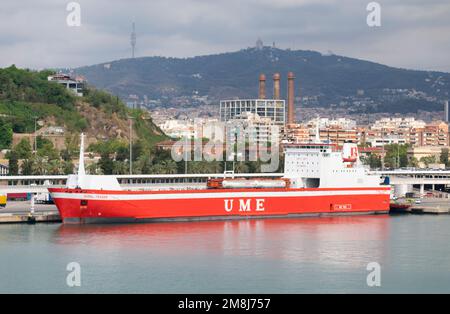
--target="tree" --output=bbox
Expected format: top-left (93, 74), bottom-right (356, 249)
top-left (112, 161), bottom-right (128, 175)
top-left (61, 134), bottom-right (79, 162)
top-left (14, 138), bottom-right (32, 159)
top-left (149, 160), bottom-right (178, 174)
top-left (47, 159), bottom-right (62, 175)
top-left (135, 154), bottom-right (153, 174)
top-left (98, 153), bottom-right (114, 175)
top-left (86, 162), bottom-right (100, 175)
top-left (21, 159), bottom-right (33, 175)
top-left (32, 156), bottom-right (48, 175)
top-left (37, 140), bottom-right (59, 160)
top-left (408, 157), bottom-right (419, 168)
top-left (115, 145), bottom-right (129, 162)
top-left (440, 148), bottom-right (449, 167)
top-left (361, 153), bottom-right (382, 169)
top-left (6, 150), bottom-right (19, 175)
top-left (63, 161), bottom-right (74, 175)
top-left (384, 144), bottom-right (409, 168)
top-left (0, 122), bottom-right (13, 149)
top-left (420, 155), bottom-right (437, 167)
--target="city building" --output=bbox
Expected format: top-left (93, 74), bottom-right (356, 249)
top-left (219, 99), bottom-right (286, 126)
top-left (226, 112), bottom-right (278, 144)
top-left (286, 118), bottom-right (358, 145)
top-left (47, 73), bottom-right (85, 96)
top-left (407, 146), bottom-right (449, 162)
top-left (422, 121), bottom-right (449, 146)
top-left (159, 119), bottom-right (196, 138)
top-left (366, 118), bottom-right (449, 148)
top-left (0, 163), bottom-right (8, 176)
top-left (366, 136), bottom-right (407, 148)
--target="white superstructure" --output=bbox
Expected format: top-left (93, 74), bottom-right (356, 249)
top-left (284, 142), bottom-right (382, 189)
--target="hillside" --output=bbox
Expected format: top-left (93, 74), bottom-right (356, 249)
top-left (74, 47), bottom-right (450, 114)
top-left (0, 65), bottom-right (166, 150)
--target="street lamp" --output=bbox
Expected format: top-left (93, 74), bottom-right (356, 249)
top-left (33, 116), bottom-right (38, 153)
top-left (128, 116), bottom-right (135, 175)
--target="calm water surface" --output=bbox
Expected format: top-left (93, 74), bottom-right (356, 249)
top-left (1, 215), bottom-right (450, 293)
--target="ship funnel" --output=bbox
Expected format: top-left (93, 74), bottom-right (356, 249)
top-left (78, 133), bottom-right (86, 177)
top-left (342, 141), bottom-right (358, 163)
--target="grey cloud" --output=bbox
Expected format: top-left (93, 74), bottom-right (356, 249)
top-left (0, 0), bottom-right (449, 72)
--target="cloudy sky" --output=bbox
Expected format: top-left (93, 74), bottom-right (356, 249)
top-left (0, 0), bottom-right (449, 72)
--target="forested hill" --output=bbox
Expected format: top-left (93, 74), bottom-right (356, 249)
top-left (75, 47), bottom-right (450, 113)
top-left (0, 65), bottom-right (166, 151)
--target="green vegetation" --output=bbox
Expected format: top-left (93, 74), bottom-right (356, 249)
top-left (0, 65), bottom-right (169, 175)
top-left (383, 144), bottom-right (409, 168)
top-left (361, 153), bottom-right (382, 169)
top-left (0, 65), bottom-right (75, 108)
top-left (440, 148), bottom-right (449, 167)
top-left (0, 121), bottom-right (13, 149)
top-left (82, 88), bottom-right (127, 118)
top-left (0, 66), bottom-right (88, 139)
top-left (420, 155), bottom-right (437, 167)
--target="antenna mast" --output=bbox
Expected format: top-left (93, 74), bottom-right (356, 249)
top-left (130, 22), bottom-right (136, 59)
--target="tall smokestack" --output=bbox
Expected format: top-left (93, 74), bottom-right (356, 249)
top-left (445, 100), bottom-right (449, 123)
top-left (258, 74), bottom-right (266, 99)
top-left (287, 72), bottom-right (296, 124)
top-left (273, 73), bottom-right (280, 100)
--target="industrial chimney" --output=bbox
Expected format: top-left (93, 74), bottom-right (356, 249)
top-left (273, 73), bottom-right (281, 100)
top-left (287, 72), bottom-right (296, 124)
top-left (258, 74), bottom-right (266, 99)
top-left (445, 100), bottom-right (449, 123)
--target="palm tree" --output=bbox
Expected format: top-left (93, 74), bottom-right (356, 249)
top-left (47, 159), bottom-right (62, 175)
top-left (32, 156), bottom-right (47, 175)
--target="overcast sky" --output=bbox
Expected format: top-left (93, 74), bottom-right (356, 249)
top-left (1, 0), bottom-right (449, 72)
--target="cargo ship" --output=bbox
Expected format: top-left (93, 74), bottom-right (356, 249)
top-left (49, 135), bottom-right (390, 224)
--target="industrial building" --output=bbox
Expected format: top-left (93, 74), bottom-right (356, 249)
top-left (220, 72), bottom-right (299, 127)
top-left (219, 99), bottom-right (286, 126)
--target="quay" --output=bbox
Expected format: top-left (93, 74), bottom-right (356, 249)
top-left (393, 198), bottom-right (450, 215)
top-left (411, 200), bottom-right (450, 214)
top-left (0, 202), bottom-right (60, 224)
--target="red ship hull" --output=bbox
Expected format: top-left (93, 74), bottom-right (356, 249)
top-left (48, 187), bottom-right (391, 224)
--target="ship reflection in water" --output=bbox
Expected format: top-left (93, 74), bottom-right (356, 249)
top-left (51, 216), bottom-right (391, 292)
top-left (56, 216), bottom-right (389, 268)
top-left (3, 215), bottom-right (450, 293)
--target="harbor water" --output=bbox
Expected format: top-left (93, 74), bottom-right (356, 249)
top-left (1, 214), bottom-right (450, 293)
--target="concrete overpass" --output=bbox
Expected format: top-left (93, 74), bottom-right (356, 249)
top-left (1, 170), bottom-right (450, 197)
top-left (0, 173), bottom-right (283, 194)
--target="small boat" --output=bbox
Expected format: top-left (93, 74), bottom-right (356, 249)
top-left (389, 202), bottom-right (412, 213)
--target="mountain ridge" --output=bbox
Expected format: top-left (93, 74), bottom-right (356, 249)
top-left (74, 47), bottom-right (450, 114)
